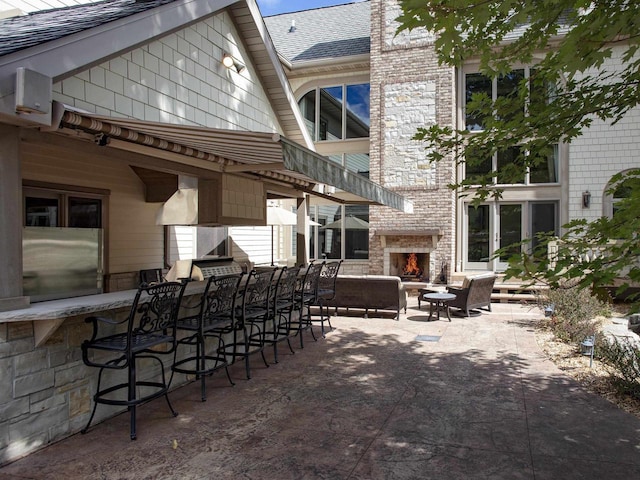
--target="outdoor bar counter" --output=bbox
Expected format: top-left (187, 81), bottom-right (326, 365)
top-left (0, 281), bottom-right (207, 347)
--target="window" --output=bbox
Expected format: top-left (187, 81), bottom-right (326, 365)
top-left (604, 171), bottom-right (638, 218)
top-left (299, 90), bottom-right (316, 140)
top-left (464, 201), bottom-right (558, 270)
top-left (299, 83), bottom-right (370, 141)
top-left (465, 144), bottom-right (557, 185)
top-left (320, 86), bottom-right (343, 140)
top-left (463, 68), bottom-right (559, 185)
top-left (496, 146), bottom-right (524, 185)
top-left (465, 73), bottom-right (491, 131)
top-left (528, 144), bottom-right (559, 183)
top-left (310, 204), bottom-right (369, 260)
top-left (300, 82), bottom-right (371, 260)
top-left (25, 195), bottom-right (59, 227)
top-left (313, 204), bottom-right (342, 259)
top-left (496, 69), bottom-right (525, 123)
top-left (24, 185), bottom-right (106, 228)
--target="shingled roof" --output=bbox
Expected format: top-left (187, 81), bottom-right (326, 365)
top-left (263, 1), bottom-right (370, 63)
top-left (0, 0), bottom-right (176, 57)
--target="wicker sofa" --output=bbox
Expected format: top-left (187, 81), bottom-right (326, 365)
top-left (446, 274), bottom-right (496, 317)
top-left (323, 275), bottom-right (407, 320)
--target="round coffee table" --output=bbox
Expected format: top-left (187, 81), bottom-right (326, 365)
top-left (422, 292), bottom-right (456, 322)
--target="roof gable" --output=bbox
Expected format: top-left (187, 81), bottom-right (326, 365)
top-left (0, 0), bottom-right (313, 147)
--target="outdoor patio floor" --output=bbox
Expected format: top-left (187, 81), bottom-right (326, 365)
top-left (3, 296), bottom-right (640, 479)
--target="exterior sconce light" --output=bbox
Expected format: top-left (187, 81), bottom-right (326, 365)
top-left (581, 334), bottom-right (595, 367)
top-left (582, 190), bottom-right (591, 208)
top-left (222, 53), bottom-right (245, 73)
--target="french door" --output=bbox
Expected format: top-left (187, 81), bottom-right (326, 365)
top-left (464, 202), bottom-right (557, 271)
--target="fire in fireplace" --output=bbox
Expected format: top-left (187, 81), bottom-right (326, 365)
top-left (389, 252), bottom-right (430, 282)
top-left (403, 253), bottom-right (423, 279)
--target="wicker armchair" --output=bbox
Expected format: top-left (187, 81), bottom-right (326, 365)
top-left (446, 274), bottom-right (496, 317)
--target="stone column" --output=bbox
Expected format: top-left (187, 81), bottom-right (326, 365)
top-left (0, 124), bottom-right (28, 311)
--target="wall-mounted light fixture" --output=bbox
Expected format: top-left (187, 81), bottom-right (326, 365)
top-left (582, 190), bottom-right (591, 208)
top-left (222, 53), bottom-right (245, 73)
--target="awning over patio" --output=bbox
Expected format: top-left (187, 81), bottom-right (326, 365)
top-left (56, 105), bottom-right (412, 213)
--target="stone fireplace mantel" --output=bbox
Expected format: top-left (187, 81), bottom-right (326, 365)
top-left (375, 228), bottom-right (443, 248)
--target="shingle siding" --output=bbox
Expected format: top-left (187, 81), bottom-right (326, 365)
top-left (569, 45), bottom-right (640, 221)
top-left (52, 12), bottom-right (282, 132)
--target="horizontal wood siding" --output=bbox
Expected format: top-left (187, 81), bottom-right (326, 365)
top-left (167, 226), bottom-right (196, 265)
top-left (231, 226), bottom-right (272, 266)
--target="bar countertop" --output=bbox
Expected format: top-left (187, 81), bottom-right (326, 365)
top-left (0, 282), bottom-right (205, 323)
top-left (0, 282), bottom-right (206, 346)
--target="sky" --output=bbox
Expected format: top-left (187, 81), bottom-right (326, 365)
top-left (256, 0), bottom-right (365, 17)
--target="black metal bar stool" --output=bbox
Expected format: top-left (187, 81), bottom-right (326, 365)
top-left (313, 260), bottom-right (342, 336)
top-left (219, 269), bottom-right (276, 379)
top-left (266, 266), bottom-right (300, 363)
top-left (291, 262), bottom-right (324, 348)
top-left (81, 281), bottom-right (187, 440)
top-left (172, 273), bottom-right (243, 401)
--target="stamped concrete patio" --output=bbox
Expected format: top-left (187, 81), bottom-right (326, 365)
top-left (2, 296), bottom-right (640, 479)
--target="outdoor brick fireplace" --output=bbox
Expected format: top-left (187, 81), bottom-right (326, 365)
top-left (377, 229), bottom-right (443, 282)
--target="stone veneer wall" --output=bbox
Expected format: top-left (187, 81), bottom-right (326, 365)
top-left (368, 0), bottom-right (456, 281)
top-left (1, 292), bottom-right (217, 465)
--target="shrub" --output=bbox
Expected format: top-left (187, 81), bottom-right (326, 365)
top-left (597, 336), bottom-right (640, 398)
top-left (540, 286), bottom-right (611, 343)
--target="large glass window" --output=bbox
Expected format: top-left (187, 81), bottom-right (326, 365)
top-left (346, 83), bottom-right (370, 139)
top-left (464, 68), bottom-right (559, 185)
top-left (299, 83), bottom-right (370, 141)
top-left (301, 82), bottom-right (371, 261)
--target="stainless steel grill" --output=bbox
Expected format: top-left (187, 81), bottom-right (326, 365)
top-left (191, 257), bottom-right (243, 279)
